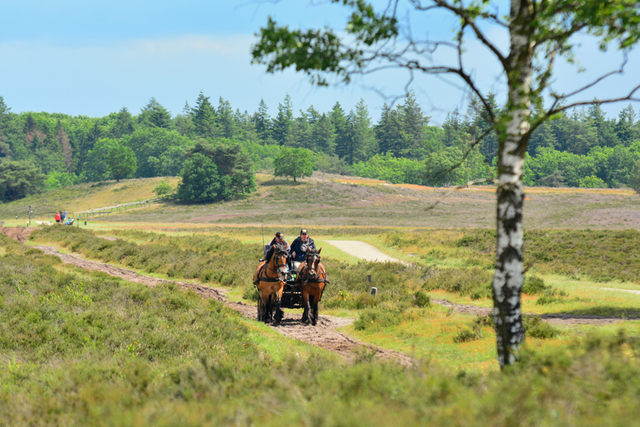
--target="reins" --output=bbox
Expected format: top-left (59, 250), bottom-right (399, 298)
top-left (255, 250), bottom-right (287, 285)
top-left (298, 257), bottom-right (329, 285)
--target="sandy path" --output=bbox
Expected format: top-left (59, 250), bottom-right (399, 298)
top-left (34, 245), bottom-right (413, 365)
top-left (326, 240), bottom-right (403, 263)
top-left (327, 240), bottom-right (635, 326)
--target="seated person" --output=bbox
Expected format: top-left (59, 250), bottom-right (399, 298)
top-left (290, 228), bottom-right (316, 270)
top-left (263, 231), bottom-right (290, 261)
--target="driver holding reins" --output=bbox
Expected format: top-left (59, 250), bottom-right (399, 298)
top-left (263, 231), bottom-right (290, 260)
top-left (290, 228), bottom-right (317, 270)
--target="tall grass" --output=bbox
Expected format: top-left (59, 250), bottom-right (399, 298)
top-left (4, 233), bottom-right (640, 425)
top-left (385, 228), bottom-right (640, 284)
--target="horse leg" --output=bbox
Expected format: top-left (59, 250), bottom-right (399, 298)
top-left (273, 295), bottom-right (283, 326)
top-left (263, 294), bottom-right (272, 324)
top-left (310, 294), bottom-right (318, 326)
top-left (257, 287), bottom-right (266, 322)
top-left (300, 288), bottom-right (310, 324)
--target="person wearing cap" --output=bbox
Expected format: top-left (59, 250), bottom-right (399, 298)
top-left (263, 231), bottom-right (290, 260)
top-left (290, 229), bottom-right (317, 269)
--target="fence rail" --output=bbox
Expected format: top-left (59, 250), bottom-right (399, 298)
top-left (74, 197), bottom-right (164, 220)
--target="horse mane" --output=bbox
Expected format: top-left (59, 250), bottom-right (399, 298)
top-left (265, 243), bottom-right (288, 263)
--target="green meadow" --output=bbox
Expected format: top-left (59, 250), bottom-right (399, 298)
top-left (3, 175), bottom-right (640, 425)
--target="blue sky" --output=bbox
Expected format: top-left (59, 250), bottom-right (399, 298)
top-left (1, 1), bottom-right (639, 125)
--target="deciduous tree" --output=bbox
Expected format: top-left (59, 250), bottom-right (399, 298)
top-left (252, 0), bottom-right (640, 368)
top-left (106, 143), bottom-right (137, 181)
top-left (273, 147), bottom-right (315, 182)
top-left (0, 160), bottom-right (45, 202)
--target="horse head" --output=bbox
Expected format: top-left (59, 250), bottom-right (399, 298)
top-left (305, 248), bottom-right (322, 279)
top-left (271, 244), bottom-right (289, 280)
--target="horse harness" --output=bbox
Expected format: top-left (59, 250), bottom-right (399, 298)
top-left (254, 251), bottom-right (288, 285)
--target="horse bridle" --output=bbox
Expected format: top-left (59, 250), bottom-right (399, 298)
top-left (305, 251), bottom-right (320, 279)
top-left (261, 247), bottom-right (288, 282)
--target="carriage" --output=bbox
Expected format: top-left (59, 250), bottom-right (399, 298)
top-left (254, 247), bottom-right (327, 325)
top-left (256, 267), bottom-right (303, 321)
top-left (280, 268), bottom-right (304, 309)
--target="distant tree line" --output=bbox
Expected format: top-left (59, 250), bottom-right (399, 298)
top-left (0, 92), bottom-right (639, 202)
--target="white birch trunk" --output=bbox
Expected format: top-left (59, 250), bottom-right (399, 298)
top-left (493, 0), bottom-right (533, 369)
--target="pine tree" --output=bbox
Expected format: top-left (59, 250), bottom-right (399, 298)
top-left (306, 105), bottom-right (321, 125)
top-left (235, 109), bottom-right (260, 144)
top-left (310, 113), bottom-right (336, 155)
top-left (376, 103), bottom-right (405, 156)
top-left (112, 107), bottom-right (136, 138)
top-left (292, 110), bottom-right (311, 149)
top-left (401, 90), bottom-right (428, 157)
top-left (330, 102), bottom-right (351, 160)
top-left (468, 93), bottom-right (499, 162)
top-left (441, 108), bottom-right (469, 148)
top-left (191, 92), bottom-right (218, 139)
top-left (253, 99), bottom-right (273, 144)
top-left (349, 99), bottom-right (377, 163)
top-left (217, 97), bottom-right (237, 139)
top-left (139, 97), bottom-right (172, 129)
top-left (615, 105), bottom-right (636, 146)
top-left (273, 94), bottom-right (294, 146)
top-left (587, 102), bottom-right (618, 148)
top-left (174, 101), bottom-right (195, 136)
top-left (0, 97), bottom-right (11, 158)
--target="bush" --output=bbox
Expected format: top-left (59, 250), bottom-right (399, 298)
top-left (353, 308), bottom-right (403, 331)
top-left (522, 275), bottom-right (547, 295)
top-left (454, 315), bottom-right (493, 343)
top-left (579, 175), bottom-right (607, 188)
top-left (422, 267), bottom-right (493, 299)
top-left (413, 290), bottom-right (430, 308)
top-left (523, 316), bottom-right (560, 339)
top-left (153, 180), bottom-right (173, 196)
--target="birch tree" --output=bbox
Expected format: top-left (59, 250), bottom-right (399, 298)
top-left (252, 0), bottom-right (640, 368)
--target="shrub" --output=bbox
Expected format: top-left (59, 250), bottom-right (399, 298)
top-left (422, 267), bottom-right (493, 299)
top-left (153, 180), bottom-right (173, 196)
top-left (413, 290), bottom-right (430, 308)
top-left (522, 275), bottom-right (547, 295)
top-left (523, 316), bottom-right (560, 339)
top-left (353, 308), bottom-right (403, 331)
top-left (454, 315), bottom-right (493, 343)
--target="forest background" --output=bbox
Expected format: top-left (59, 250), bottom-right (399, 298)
top-left (1, 90), bottom-right (640, 203)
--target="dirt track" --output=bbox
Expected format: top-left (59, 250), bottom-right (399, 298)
top-left (33, 244), bottom-right (413, 365)
top-left (0, 227), bottom-right (633, 363)
top-left (0, 226), bottom-right (35, 243)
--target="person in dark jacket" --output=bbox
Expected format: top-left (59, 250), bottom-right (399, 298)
top-left (263, 231), bottom-right (290, 260)
top-left (290, 229), bottom-right (316, 269)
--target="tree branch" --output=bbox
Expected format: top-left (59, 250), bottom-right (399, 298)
top-left (423, 0), bottom-right (508, 68)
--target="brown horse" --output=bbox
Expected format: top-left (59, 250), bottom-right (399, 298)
top-left (253, 244), bottom-right (288, 325)
top-left (297, 248), bottom-right (328, 325)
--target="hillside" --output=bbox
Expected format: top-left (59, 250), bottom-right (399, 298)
top-left (8, 172), bottom-right (636, 229)
top-left (0, 177), bottom-right (180, 221)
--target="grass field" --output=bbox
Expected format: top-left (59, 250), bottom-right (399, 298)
top-left (3, 174), bottom-right (640, 425)
top-left (3, 173), bottom-right (640, 229)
